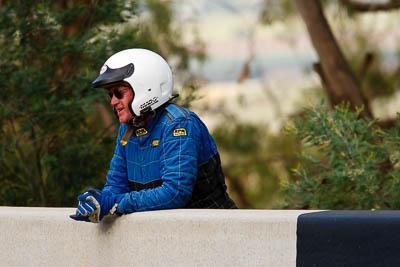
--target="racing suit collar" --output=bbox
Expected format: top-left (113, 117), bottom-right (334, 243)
top-left (138, 105), bottom-right (166, 132)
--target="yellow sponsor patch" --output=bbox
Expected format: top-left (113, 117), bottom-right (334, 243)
top-left (135, 128), bottom-right (148, 137)
top-left (173, 128), bottom-right (187, 137)
top-left (152, 140), bottom-right (159, 146)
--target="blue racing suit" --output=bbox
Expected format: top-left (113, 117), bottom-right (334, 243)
top-left (102, 103), bottom-right (236, 213)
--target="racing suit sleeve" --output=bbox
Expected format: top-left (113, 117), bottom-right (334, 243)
top-left (117, 118), bottom-right (199, 213)
top-left (102, 125), bottom-right (131, 195)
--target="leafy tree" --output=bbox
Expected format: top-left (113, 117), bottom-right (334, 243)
top-left (0, 0), bottom-right (203, 206)
top-left (283, 103), bottom-right (400, 209)
top-left (256, 0), bottom-right (400, 209)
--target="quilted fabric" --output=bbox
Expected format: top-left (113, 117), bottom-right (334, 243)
top-left (102, 104), bottom-right (220, 212)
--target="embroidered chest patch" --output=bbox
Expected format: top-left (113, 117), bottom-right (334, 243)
top-left (173, 128), bottom-right (187, 137)
top-left (135, 128), bottom-right (148, 137)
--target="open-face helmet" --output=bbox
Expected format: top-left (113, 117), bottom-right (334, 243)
top-left (92, 48), bottom-right (174, 117)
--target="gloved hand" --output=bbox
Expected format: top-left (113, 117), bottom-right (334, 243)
top-left (70, 188), bottom-right (124, 223)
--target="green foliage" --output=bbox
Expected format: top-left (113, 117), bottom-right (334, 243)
top-left (283, 103), bottom-right (400, 209)
top-left (0, 0), bottom-right (124, 206)
top-left (212, 114), bottom-right (302, 208)
top-left (0, 0), bottom-right (203, 207)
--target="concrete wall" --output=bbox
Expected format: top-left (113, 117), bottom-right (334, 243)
top-left (0, 207), bottom-right (311, 267)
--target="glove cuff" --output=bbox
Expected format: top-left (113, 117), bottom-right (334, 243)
top-left (116, 200), bottom-right (125, 214)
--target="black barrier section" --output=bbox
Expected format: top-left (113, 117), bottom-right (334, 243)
top-left (297, 210), bottom-right (400, 267)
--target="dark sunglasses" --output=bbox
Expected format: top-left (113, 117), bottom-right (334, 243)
top-left (108, 89), bottom-right (123, 99)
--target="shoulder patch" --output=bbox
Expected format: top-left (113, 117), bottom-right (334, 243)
top-left (135, 128), bottom-right (148, 137)
top-left (173, 128), bottom-right (187, 137)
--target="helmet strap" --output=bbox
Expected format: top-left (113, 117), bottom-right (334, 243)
top-left (129, 109), bottom-right (155, 127)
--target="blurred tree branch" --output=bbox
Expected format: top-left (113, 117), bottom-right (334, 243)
top-left (295, 0), bottom-right (373, 118)
top-left (339, 0), bottom-right (400, 12)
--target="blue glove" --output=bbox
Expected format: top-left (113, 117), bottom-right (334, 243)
top-left (70, 188), bottom-right (124, 223)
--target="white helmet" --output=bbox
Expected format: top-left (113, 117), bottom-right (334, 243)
top-left (92, 48), bottom-right (175, 117)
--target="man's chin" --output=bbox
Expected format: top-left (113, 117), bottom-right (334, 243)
top-left (119, 115), bottom-right (134, 124)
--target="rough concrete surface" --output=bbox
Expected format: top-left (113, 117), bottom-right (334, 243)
top-left (0, 207), bottom-right (310, 267)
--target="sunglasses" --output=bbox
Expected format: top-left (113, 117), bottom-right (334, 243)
top-left (108, 89), bottom-right (123, 99)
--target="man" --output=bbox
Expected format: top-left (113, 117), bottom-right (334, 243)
top-left (70, 48), bottom-right (236, 223)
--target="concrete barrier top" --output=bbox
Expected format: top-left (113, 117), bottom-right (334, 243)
top-left (0, 207), bottom-right (309, 267)
top-left (3, 207), bottom-right (399, 267)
